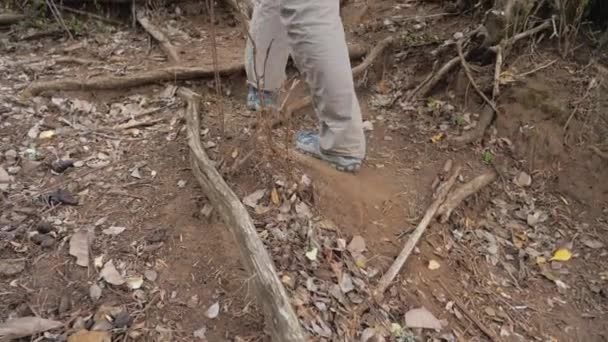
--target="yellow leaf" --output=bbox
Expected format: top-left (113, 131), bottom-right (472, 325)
top-left (38, 130), bottom-right (55, 139)
top-left (430, 132), bottom-right (444, 143)
top-left (270, 188), bottom-right (280, 205)
top-left (550, 248), bottom-right (572, 262)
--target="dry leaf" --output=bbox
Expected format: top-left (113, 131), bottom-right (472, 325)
top-left (69, 230), bottom-right (90, 267)
top-left (430, 132), bottom-right (445, 143)
top-left (305, 247), bottom-right (318, 261)
top-left (67, 330), bottom-right (111, 342)
top-left (100, 260), bottom-right (125, 286)
top-left (270, 188), bottom-right (280, 205)
top-left (89, 283), bottom-right (102, 301)
top-left (102, 226), bottom-right (126, 236)
top-left (126, 276), bottom-right (144, 290)
top-left (405, 307), bottom-right (442, 330)
top-left (0, 317), bottom-right (63, 340)
top-left (0, 259), bottom-right (25, 276)
top-left (514, 171), bottom-right (532, 187)
top-left (582, 239), bottom-right (605, 249)
top-left (347, 236), bottom-right (366, 254)
top-left (243, 189), bottom-right (265, 208)
top-left (551, 248), bottom-right (572, 261)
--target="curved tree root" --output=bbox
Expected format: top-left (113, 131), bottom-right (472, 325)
top-left (450, 105), bottom-right (495, 145)
top-left (436, 169), bottom-right (497, 223)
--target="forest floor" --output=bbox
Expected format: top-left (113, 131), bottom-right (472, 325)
top-left (1, 0), bottom-right (607, 341)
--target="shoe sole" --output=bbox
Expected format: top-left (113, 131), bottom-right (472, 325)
top-left (297, 148), bottom-right (361, 173)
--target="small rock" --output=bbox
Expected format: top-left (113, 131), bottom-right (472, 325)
top-left (362, 121), bottom-right (374, 131)
top-left (428, 259), bottom-right (441, 270)
top-left (40, 236), bottom-right (55, 248)
top-left (177, 180), bottom-right (187, 188)
top-left (51, 159), bottom-right (75, 173)
top-left (36, 221), bottom-right (53, 234)
top-left (7, 166), bottom-right (20, 175)
top-left (45, 188), bottom-right (79, 205)
top-left (4, 149), bottom-right (17, 161)
top-left (113, 311), bottom-right (132, 328)
top-left (405, 307), bottom-right (442, 330)
top-left (193, 326), bottom-right (207, 340)
top-left (205, 302), bottom-right (220, 319)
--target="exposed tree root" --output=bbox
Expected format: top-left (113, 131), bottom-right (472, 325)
top-left (456, 40), bottom-right (499, 113)
top-left (589, 146), bottom-right (608, 160)
top-left (180, 87), bottom-right (306, 342)
top-left (22, 63), bottom-right (244, 97)
top-left (136, 12), bottom-right (180, 63)
top-left (450, 106), bottom-right (495, 145)
top-left (436, 169), bottom-right (497, 223)
top-left (0, 13), bottom-right (25, 26)
top-left (351, 36), bottom-right (395, 76)
top-left (374, 165), bottom-right (462, 298)
top-left (406, 56), bottom-right (460, 101)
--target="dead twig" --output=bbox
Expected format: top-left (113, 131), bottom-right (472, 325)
top-left (456, 40), bottom-right (499, 113)
top-left (517, 59), bottom-right (558, 78)
top-left (180, 87), bottom-right (306, 341)
top-left (136, 11), bottom-right (180, 63)
top-left (589, 146), bottom-right (608, 160)
top-left (492, 42), bottom-right (504, 100)
top-left (439, 280), bottom-right (500, 342)
top-left (44, 0), bottom-right (73, 40)
top-left (436, 169), bottom-right (498, 223)
top-left (374, 165), bottom-right (462, 297)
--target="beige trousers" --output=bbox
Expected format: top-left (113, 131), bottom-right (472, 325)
top-left (245, 0), bottom-right (366, 159)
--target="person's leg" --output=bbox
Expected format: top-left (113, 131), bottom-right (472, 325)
top-left (245, 0), bottom-right (290, 110)
top-left (280, 0), bottom-right (366, 170)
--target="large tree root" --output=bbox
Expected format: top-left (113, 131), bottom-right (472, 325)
top-left (374, 165), bottom-right (462, 297)
top-left (436, 169), bottom-right (497, 223)
top-left (180, 87), bottom-right (306, 342)
top-left (22, 44), bottom-right (368, 97)
top-left (0, 13), bottom-right (25, 26)
top-left (136, 12), bottom-right (180, 63)
top-left (450, 105), bottom-right (494, 145)
top-left (22, 63), bottom-right (244, 97)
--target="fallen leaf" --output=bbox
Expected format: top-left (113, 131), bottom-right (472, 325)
top-left (94, 255), bottom-right (104, 269)
top-left (339, 273), bottom-right (355, 293)
top-left (514, 171), bottom-right (532, 187)
top-left (295, 202), bottom-right (312, 219)
top-left (144, 269), bottom-right (158, 282)
top-left (270, 188), bottom-right (280, 205)
top-left (305, 247), bottom-right (318, 261)
top-left (430, 132), bottom-right (445, 143)
top-left (89, 283), bottom-right (102, 301)
top-left (205, 302), bottom-right (220, 319)
top-left (125, 276), bottom-right (144, 290)
top-left (243, 189), bottom-right (265, 208)
top-left (428, 260), bottom-right (441, 270)
top-left (0, 317), bottom-right (63, 340)
top-left (582, 239), bottom-right (605, 249)
top-left (551, 248), bottom-right (572, 262)
top-left (0, 166), bottom-right (12, 191)
top-left (100, 260), bottom-right (125, 286)
top-left (0, 259), bottom-right (25, 276)
top-left (405, 307), bottom-right (442, 330)
top-left (67, 330), bottom-right (111, 342)
top-left (69, 230), bottom-right (90, 267)
top-left (347, 236), bottom-right (366, 254)
top-left (102, 226), bottom-right (126, 236)
top-left (193, 326), bottom-right (207, 340)
top-left (38, 130), bottom-right (55, 139)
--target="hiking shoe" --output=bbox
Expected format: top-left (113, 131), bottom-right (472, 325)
top-left (247, 85), bottom-right (276, 111)
top-left (295, 131), bottom-right (362, 173)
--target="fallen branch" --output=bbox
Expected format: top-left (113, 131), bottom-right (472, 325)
top-left (439, 280), bottom-right (500, 342)
top-left (406, 56), bottom-right (460, 101)
top-left (22, 63), bottom-right (244, 97)
top-left (374, 165), bottom-right (462, 297)
top-left (492, 43), bottom-right (503, 100)
top-left (136, 12), bottom-right (180, 63)
top-left (59, 5), bottom-right (123, 26)
top-left (456, 40), bottom-right (498, 113)
top-left (490, 21), bottom-right (551, 53)
top-left (589, 145), bottom-right (608, 160)
top-left (0, 13), bottom-right (25, 26)
top-left (436, 169), bottom-right (497, 223)
top-left (22, 43), bottom-right (367, 97)
top-left (180, 87), bottom-right (306, 342)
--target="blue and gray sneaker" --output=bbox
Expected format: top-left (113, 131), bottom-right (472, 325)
top-left (295, 131), bottom-right (362, 173)
top-left (247, 85), bottom-right (276, 111)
